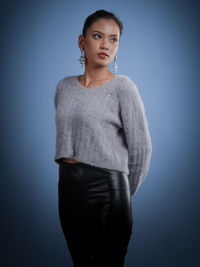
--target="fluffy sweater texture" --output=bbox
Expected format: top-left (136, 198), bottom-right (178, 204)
top-left (54, 74), bottom-right (152, 196)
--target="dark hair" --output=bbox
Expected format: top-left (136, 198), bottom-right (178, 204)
top-left (82, 9), bottom-right (123, 38)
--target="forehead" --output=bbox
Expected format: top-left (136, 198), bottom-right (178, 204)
top-left (89, 18), bottom-right (120, 35)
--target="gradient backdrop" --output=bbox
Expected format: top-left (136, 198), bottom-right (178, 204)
top-left (1, 0), bottom-right (200, 266)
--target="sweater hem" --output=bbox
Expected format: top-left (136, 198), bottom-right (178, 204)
top-left (54, 155), bottom-right (129, 175)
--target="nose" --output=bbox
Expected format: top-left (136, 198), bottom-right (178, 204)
top-left (100, 38), bottom-right (109, 50)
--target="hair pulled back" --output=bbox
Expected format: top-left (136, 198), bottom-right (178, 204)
top-left (82, 9), bottom-right (123, 38)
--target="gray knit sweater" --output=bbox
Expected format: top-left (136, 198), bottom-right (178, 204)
top-left (54, 74), bottom-right (152, 196)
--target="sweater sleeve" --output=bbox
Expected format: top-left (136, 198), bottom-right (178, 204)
top-left (54, 80), bottom-right (62, 110)
top-left (119, 76), bottom-right (152, 196)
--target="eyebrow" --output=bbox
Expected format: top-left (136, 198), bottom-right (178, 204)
top-left (92, 30), bottom-right (119, 37)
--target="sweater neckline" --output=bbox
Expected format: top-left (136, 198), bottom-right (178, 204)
top-left (75, 74), bottom-right (118, 91)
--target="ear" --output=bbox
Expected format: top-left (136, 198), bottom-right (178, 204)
top-left (78, 35), bottom-right (85, 48)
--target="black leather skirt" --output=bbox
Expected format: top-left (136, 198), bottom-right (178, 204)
top-left (58, 161), bottom-right (133, 267)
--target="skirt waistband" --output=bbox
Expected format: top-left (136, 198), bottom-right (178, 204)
top-left (59, 160), bottom-right (126, 176)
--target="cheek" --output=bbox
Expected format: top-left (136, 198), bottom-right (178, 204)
top-left (85, 39), bottom-right (96, 49)
top-left (113, 44), bottom-right (119, 51)
top-left (113, 45), bottom-right (119, 54)
top-left (109, 46), bottom-right (118, 56)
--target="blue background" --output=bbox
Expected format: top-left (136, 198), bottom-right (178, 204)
top-left (1, 0), bottom-right (200, 266)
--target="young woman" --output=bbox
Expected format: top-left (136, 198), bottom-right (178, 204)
top-left (54, 9), bottom-right (152, 267)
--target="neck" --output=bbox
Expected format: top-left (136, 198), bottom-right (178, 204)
top-left (81, 65), bottom-right (114, 84)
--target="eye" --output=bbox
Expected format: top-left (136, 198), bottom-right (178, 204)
top-left (93, 34), bottom-right (118, 43)
top-left (111, 38), bottom-right (118, 43)
top-left (93, 34), bottom-right (101, 39)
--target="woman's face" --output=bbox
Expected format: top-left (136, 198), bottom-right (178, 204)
top-left (79, 18), bottom-right (120, 67)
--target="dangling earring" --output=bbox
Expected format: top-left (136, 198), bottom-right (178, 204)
top-left (78, 48), bottom-right (86, 67)
top-left (113, 55), bottom-right (118, 75)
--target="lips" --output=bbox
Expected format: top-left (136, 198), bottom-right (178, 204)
top-left (98, 52), bottom-right (109, 57)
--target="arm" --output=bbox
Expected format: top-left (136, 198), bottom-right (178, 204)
top-left (119, 77), bottom-right (152, 196)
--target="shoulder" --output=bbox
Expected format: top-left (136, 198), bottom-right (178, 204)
top-left (56, 75), bottom-right (76, 89)
top-left (116, 74), bottom-right (136, 85)
top-left (116, 74), bottom-right (140, 98)
top-left (116, 74), bottom-right (145, 111)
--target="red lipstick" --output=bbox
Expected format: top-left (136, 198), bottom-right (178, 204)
top-left (98, 53), bottom-right (109, 58)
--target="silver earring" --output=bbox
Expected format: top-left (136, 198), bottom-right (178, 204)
top-left (113, 55), bottom-right (118, 75)
top-left (78, 48), bottom-right (85, 67)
